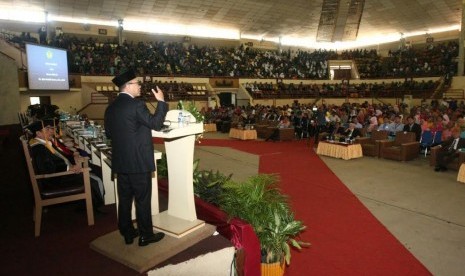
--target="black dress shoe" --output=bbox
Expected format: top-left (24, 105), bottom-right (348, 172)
top-left (434, 166), bottom-right (441, 172)
top-left (124, 229), bottom-right (139, 245)
top-left (138, 232), bottom-right (165, 246)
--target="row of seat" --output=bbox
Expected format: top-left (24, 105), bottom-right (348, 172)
top-left (193, 84), bottom-right (207, 91)
top-left (357, 130), bottom-right (465, 168)
top-left (357, 131), bottom-right (420, 161)
top-left (96, 85), bottom-right (119, 92)
top-left (255, 121), bottom-right (295, 141)
top-left (95, 84), bottom-right (207, 93)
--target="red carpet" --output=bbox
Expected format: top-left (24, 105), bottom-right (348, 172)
top-left (198, 138), bottom-right (432, 276)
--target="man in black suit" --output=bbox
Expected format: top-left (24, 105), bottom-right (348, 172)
top-left (328, 121), bottom-right (345, 140)
top-left (104, 70), bottom-right (168, 246)
top-left (342, 122), bottom-right (362, 141)
top-left (403, 116), bottom-right (422, 141)
top-left (434, 130), bottom-right (465, 172)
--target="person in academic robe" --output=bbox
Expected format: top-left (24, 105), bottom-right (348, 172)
top-left (26, 120), bottom-right (105, 210)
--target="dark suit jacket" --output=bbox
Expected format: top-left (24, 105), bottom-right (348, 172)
top-left (344, 128), bottom-right (361, 139)
top-left (330, 126), bottom-right (345, 136)
top-left (403, 123), bottom-right (422, 141)
top-left (441, 137), bottom-right (465, 152)
top-left (104, 93), bottom-right (168, 174)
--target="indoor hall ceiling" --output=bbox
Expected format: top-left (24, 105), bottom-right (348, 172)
top-left (0, 0), bottom-right (462, 42)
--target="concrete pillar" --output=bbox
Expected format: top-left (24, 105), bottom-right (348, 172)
top-left (459, 0), bottom-right (465, 76)
top-left (117, 19), bottom-right (123, 46)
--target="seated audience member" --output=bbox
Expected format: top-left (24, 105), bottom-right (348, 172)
top-left (403, 116), bottom-right (422, 141)
top-left (352, 118), bottom-right (363, 129)
top-left (441, 111), bottom-right (450, 126)
top-left (367, 116), bottom-right (378, 133)
top-left (420, 117), bottom-right (432, 132)
top-left (431, 116), bottom-right (444, 133)
top-left (326, 121), bottom-right (345, 140)
top-left (342, 122), bottom-right (362, 141)
top-left (245, 114), bottom-right (256, 125)
top-left (442, 121), bottom-right (454, 141)
top-left (377, 116), bottom-right (391, 131)
top-left (277, 116), bottom-right (291, 128)
top-left (26, 120), bottom-right (105, 210)
top-left (388, 115), bottom-right (404, 136)
top-left (266, 116), bottom-right (291, 141)
top-left (433, 129), bottom-right (465, 172)
top-left (46, 118), bottom-right (103, 179)
top-left (457, 118), bottom-right (465, 138)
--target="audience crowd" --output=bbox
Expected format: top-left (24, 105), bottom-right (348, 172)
top-left (244, 79), bottom-right (439, 99)
top-left (4, 31), bottom-right (458, 80)
top-left (202, 98), bottom-right (464, 146)
top-left (357, 42), bottom-right (458, 79)
top-left (6, 30), bottom-right (464, 168)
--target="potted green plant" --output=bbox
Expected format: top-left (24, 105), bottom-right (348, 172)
top-left (157, 156), bottom-right (232, 206)
top-left (219, 174), bottom-right (308, 275)
top-left (192, 168), bottom-right (232, 206)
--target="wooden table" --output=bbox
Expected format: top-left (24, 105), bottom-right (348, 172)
top-left (229, 128), bottom-right (257, 140)
top-left (204, 123), bottom-right (217, 132)
top-left (316, 141), bottom-right (363, 160)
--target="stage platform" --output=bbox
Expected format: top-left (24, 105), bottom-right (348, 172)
top-left (90, 223), bottom-right (233, 274)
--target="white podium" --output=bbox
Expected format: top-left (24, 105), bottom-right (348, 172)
top-left (151, 110), bottom-right (205, 238)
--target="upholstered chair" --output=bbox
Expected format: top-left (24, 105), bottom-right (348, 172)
top-left (356, 130), bottom-right (389, 157)
top-left (379, 132), bottom-right (419, 161)
top-left (429, 145), bottom-right (465, 170)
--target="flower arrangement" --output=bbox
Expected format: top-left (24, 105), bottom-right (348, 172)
top-left (178, 100), bottom-right (205, 123)
top-left (178, 100), bottom-right (205, 143)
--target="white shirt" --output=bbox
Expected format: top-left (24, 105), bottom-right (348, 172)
top-left (120, 91), bottom-right (134, 98)
top-left (451, 138), bottom-right (459, 150)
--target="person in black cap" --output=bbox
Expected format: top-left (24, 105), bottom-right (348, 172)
top-left (104, 69), bottom-right (168, 246)
top-left (26, 120), bottom-right (105, 210)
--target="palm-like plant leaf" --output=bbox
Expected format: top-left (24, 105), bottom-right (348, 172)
top-left (192, 160), bottom-right (232, 206)
top-left (219, 174), bottom-right (308, 265)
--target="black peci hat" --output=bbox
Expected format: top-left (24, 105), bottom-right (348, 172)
top-left (25, 120), bottom-right (54, 134)
top-left (112, 69), bottom-right (137, 87)
top-left (42, 117), bottom-right (59, 127)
